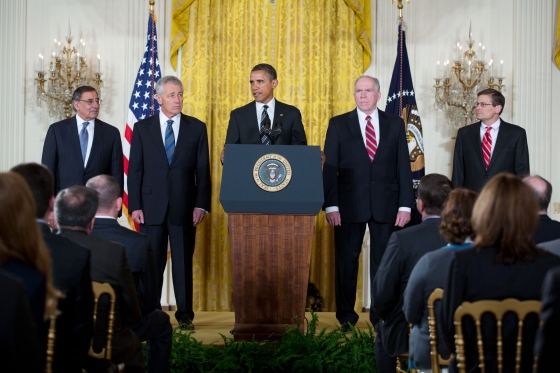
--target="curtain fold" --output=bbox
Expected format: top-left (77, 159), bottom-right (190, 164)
top-left (170, 0), bottom-right (371, 312)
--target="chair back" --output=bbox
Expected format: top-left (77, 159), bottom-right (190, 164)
top-left (453, 298), bottom-right (541, 373)
top-left (396, 324), bottom-right (418, 373)
top-left (427, 288), bottom-right (452, 373)
top-left (88, 281), bottom-right (117, 361)
top-left (45, 314), bottom-right (57, 373)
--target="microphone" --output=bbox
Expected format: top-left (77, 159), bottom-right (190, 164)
top-left (262, 119), bottom-right (272, 134)
top-left (269, 122), bottom-right (282, 144)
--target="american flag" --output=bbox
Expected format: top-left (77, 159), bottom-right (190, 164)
top-left (385, 18), bottom-right (425, 225)
top-left (123, 11), bottom-right (161, 231)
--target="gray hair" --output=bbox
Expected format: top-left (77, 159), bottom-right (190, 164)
top-left (354, 76), bottom-right (380, 93)
top-left (55, 186), bottom-right (99, 228)
top-left (71, 86), bottom-right (98, 112)
top-left (155, 76), bottom-right (183, 95)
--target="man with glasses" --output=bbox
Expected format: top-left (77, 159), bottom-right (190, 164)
top-left (42, 85), bottom-right (123, 196)
top-left (452, 88), bottom-right (529, 192)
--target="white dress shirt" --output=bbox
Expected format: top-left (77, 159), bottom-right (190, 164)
top-left (255, 98), bottom-right (276, 129)
top-left (75, 114), bottom-right (95, 166)
top-left (480, 118), bottom-right (501, 156)
top-left (159, 111), bottom-right (181, 145)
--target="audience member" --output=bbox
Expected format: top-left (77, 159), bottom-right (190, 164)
top-left (534, 265), bottom-right (560, 373)
top-left (87, 175), bottom-right (172, 373)
top-left (522, 175), bottom-right (560, 243)
top-left (55, 186), bottom-right (144, 372)
top-left (403, 188), bottom-right (478, 370)
top-left (371, 174), bottom-right (453, 373)
top-left (11, 162), bottom-right (94, 373)
top-left (442, 173), bottom-right (560, 372)
top-left (0, 270), bottom-right (42, 372)
top-left (0, 172), bottom-right (59, 354)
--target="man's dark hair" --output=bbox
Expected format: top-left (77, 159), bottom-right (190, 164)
top-left (71, 86), bottom-right (98, 112)
top-left (55, 186), bottom-right (99, 228)
top-left (477, 88), bottom-right (505, 115)
top-left (10, 163), bottom-right (54, 219)
top-left (417, 173), bottom-right (454, 215)
top-left (86, 175), bottom-right (120, 211)
top-left (251, 63), bottom-right (277, 80)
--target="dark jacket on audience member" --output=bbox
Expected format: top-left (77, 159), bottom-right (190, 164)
top-left (442, 246), bottom-right (560, 372)
top-left (533, 215), bottom-right (560, 244)
top-left (535, 265), bottom-right (560, 372)
top-left (372, 217), bottom-right (447, 357)
top-left (40, 222), bottom-right (94, 373)
top-left (0, 271), bottom-right (43, 373)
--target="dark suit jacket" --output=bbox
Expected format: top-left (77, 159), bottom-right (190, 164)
top-left (535, 265), bottom-right (560, 373)
top-left (452, 120), bottom-right (530, 192)
top-left (0, 272), bottom-right (42, 373)
top-left (42, 116), bottom-right (124, 195)
top-left (533, 215), bottom-right (560, 244)
top-left (40, 223), bottom-right (94, 373)
top-left (60, 229), bottom-right (142, 365)
top-left (91, 218), bottom-right (158, 314)
top-left (442, 246), bottom-right (560, 372)
top-left (323, 108), bottom-right (414, 223)
top-left (372, 218), bottom-right (447, 356)
top-left (128, 113), bottom-right (211, 225)
top-left (224, 100), bottom-right (307, 145)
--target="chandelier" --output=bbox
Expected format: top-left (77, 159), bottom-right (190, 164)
top-left (433, 24), bottom-right (505, 129)
top-left (35, 23), bottom-right (103, 120)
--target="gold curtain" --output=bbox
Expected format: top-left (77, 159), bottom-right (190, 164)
top-left (170, 0), bottom-right (371, 312)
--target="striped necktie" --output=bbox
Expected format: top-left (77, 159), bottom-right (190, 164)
top-left (165, 119), bottom-right (175, 164)
top-left (259, 105), bottom-right (271, 145)
top-left (365, 116), bottom-right (377, 162)
top-left (482, 126), bottom-right (492, 169)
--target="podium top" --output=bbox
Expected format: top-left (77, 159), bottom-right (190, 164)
top-left (220, 145), bottom-right (324, 214)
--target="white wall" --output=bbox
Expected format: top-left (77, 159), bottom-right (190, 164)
top-left (1, 0), bottom-right (559, 213)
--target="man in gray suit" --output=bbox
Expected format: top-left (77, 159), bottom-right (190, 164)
top-left (452, 88), bottom-right (529, 192)
top-left (221, 63), bottom-right (307, 162)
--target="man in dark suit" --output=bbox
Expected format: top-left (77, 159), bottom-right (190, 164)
top-left (523, 175), bottom-right (560, 244)
top-left (87, 175), bottom-right (171, 373)
top-left (322, 76), bottom-right (414, 332)
top-left (128, 75), bottom-right (211, 330)
top-left (11, 163), bottom-right (94, 373)
top-left (55, 186), bottom-right (144, 371)
top-left (452, 88), bottom-right (529, 192)
top-left (220, 63), bottom-right (307, 162)
top-left (535, 265), bottom-right (560, 372)
top-left (371, 174), bottom-right (452, 373)
top-left (41, 86), bottom-right (124, 196)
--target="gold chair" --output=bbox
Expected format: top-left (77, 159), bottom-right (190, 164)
top-left (88, 281), bottom-right (124, 372)
top-left (427, 288), bottom-right (452, 373)
top-left (45, 314), bottom-right (57, 373)
top-left (453, 298), bottom-right (541, 373)
top-left (396, 324), bottom-right (418, 373)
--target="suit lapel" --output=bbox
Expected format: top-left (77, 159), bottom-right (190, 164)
top-left (147, 116), bottom-right (169, 164)
top-left (467, 122), bottom-right (486, 170)
top-left (85, 120), bottom-right (104, 170)
top-left (488, 120), bottom-right (511, 170)
top-left (273, 100), bottom-right (284, 125)
top-left (171, 114), bottom-right (190, 166)
top-left (347, 109), bottom-right (369, 160)
top-left (70, 116), bottom-right (86, 170)
top-left (246, 101), bottom-right (261, 143)
top-left (374, 110), bottom-right (391, 161)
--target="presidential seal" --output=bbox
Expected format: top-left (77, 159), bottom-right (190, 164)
top-left (253, 153), bottom-right (292, 192)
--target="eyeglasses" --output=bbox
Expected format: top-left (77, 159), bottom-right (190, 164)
top-left (79, 99), bottom-right (102, 105)
top-left (475, 102), bottom-right (493, 107)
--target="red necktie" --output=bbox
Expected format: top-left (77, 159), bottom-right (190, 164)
top-left (482, 126), bottom-right (492, 169)
top-left (365, 116), bottom-right (377, 162)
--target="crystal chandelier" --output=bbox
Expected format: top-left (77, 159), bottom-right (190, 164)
top-left (35, 23), bottom-right (103, 120)
top-left (433, 24), bottom-right (505, 129)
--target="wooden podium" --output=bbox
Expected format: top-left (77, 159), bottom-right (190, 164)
top-left (220, 145), bottom-right (323, 341)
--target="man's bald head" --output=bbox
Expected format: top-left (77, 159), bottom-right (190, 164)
top-left (523, 175), bottom-right (552, 214)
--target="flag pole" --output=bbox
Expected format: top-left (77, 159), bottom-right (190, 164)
top-left (391, 0), bottom-right (410, 18)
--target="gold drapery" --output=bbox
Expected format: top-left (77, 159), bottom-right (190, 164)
top-left (171, 0), bottom-right (371, 312)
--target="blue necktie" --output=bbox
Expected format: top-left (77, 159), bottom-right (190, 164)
top-left (165, 120), bottom-right (175, 164)
top-left (80, 122), bottom-right (89, 163)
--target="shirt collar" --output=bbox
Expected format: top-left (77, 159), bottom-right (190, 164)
top-left (159, 111), bottom-right (181, 125)
top-left (356, 108), bottom-right (378, 122)
top-left (481, 118), bottom-right (501, 130)
top-left (256, 98), bottom-right (276, 111)
top-left (76, 114), bottom-right (95, 127)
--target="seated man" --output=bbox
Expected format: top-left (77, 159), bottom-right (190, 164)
top-left (371, 174), bottom-right (453, 373)
top-left (87, 175), bottom-right (171, 373)
top-left (54, 186), bottom-right (144, 372)
top-left (522, 175), bottom-right (560, 243)
top-left (11, 162), bottom-right (94, 373)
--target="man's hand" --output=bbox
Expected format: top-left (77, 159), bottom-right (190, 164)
top-left (193, 208), bottom-right (205, 227)
top-left (47, 211), bottom-right (57, 230)
top-left (131, 210), bottom-right (145, 225)
top-left (326, 211), bottom-right (341, 226)
top-left (395, 211), bottom-right (411, 227)
top-left (220, 148), bottom-right (225, 164)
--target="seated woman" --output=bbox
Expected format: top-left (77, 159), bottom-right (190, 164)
top-left (442, 173), bottom-right (560, 372)
top-left (0, 172), bottom-right (59, 351)
top-left (403, 188), bottom-right (478, 371)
